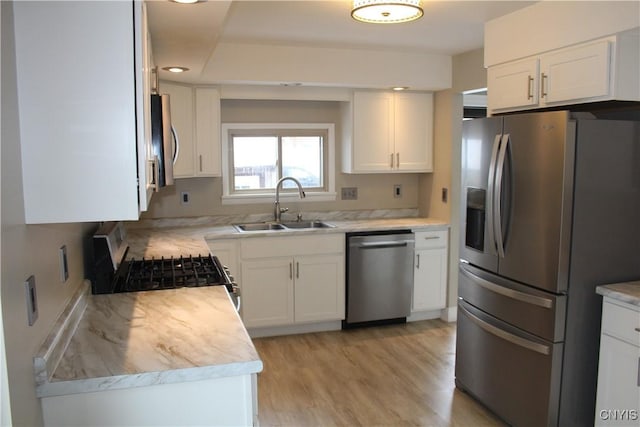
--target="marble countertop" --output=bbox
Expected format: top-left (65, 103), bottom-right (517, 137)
top-left (596, 281), bottom-right (640, 307)
top-left (125, 216), bottom-right (449, 259)
top-left (36, 286), bottom-right (263, 397)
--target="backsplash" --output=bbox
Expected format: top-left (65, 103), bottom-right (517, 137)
top-left (127, 209), bottom-right (419, 229)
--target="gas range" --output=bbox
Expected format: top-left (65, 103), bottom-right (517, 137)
top-left (91, 223), bottom-right (238, 303)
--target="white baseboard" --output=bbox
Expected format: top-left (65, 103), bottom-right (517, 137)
top-left (407, 310), bottom-right (441, 322)
top-left (440, 306), bottom-right (457, 322)
top-left (247, 321), bottom-right (342, 338)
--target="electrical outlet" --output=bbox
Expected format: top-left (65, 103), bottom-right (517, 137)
top-left (394, 184), bottom-right (402, 198)
top-left (181, 191), bottom-right (190, 205)
top-left (442, 187), bottom-right (448, 203)
top-left (59, 245), bottom-right (69, 282)
top-left (341, 187), bottom-right (358, 200)
top-left (25, 276), bottom-right (38, 326)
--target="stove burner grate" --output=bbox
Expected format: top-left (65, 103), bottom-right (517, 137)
top-left (114, 254), bottom-right (231, 293)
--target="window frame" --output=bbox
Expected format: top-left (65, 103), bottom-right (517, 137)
top-left (221, 123), bottom-right (336, 205)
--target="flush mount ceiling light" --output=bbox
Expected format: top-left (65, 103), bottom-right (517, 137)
top-left (351, 0), bottom-right (423, 24)
top-left (162, 66), bottom-right (190, 73)
top-left (171, 0), bottom-right (200, 4)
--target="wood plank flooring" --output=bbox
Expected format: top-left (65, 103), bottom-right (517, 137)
top-left (252, 319), bottom-right (506, 427)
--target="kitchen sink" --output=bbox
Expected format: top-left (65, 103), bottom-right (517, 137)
top-left (234, 223), bottom-right (286, 232)
top-left (233, 220), bottom-right (335, 232)
top-left (281, 220), bottom-right (335, 229)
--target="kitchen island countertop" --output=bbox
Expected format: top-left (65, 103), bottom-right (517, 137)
top-left (596, 280), bottom-right (640, 307)
top-left (35, 285), bottom-right (262, 398)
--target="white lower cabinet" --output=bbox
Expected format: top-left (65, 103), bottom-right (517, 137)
top-left (412, 230), bottom-right (448, 313)
top-left (41, 374), bottom-right (257, 427)
top-left (240, 234), bottom-right (345, 328)
top-left (595, 299), bottom-right (640, 426)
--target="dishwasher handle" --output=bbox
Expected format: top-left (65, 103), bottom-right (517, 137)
top-left (352, 240), bottom-right (414, 249)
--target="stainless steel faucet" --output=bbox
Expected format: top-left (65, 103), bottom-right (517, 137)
top-left (274, 176), bottom-right (306, 222)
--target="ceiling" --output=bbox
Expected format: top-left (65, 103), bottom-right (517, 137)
top-left (147, 0), bottom-right (536, 85)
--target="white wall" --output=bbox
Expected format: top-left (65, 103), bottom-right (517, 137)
top-left (485, 1), bottom-right (640, 67)
top-left (1, 3), bottom-right (97, 425)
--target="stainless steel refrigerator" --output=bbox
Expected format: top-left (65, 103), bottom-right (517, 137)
top-left (456, 110), bottom-right (640, 427)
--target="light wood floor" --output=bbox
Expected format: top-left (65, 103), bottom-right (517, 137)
top-left (253, 319), bottom-right (506, 427)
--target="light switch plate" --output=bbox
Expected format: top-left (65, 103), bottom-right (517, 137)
top-left (341, 187), bottom-right (358, 200)
top-left (25, 275), bottom-right (38, 326)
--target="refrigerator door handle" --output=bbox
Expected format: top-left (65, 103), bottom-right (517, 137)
top-left (486, 134), bottom-right (502, 256)
top-left (459, 303), bottom-right (551, 356)
top-left (494, 133), bottom-right (510, 258)
top-left (460, 264), bottom-right (553, 309)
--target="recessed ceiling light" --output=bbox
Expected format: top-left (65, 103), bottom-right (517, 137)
top-left (162, 66), bottom-right (190, 73)
top-left (392, 86), bottom-right (410, 91)
top-left (171, 0), bottom-right (200, 4)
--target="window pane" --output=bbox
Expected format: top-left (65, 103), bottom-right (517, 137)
top-left (282, 136), bottom-right (323, 188)
top-left (232, 136), bottom-right (278, 190)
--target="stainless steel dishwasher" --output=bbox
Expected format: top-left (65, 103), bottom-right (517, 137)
top-left (343, 230), bottom-right (415, 327)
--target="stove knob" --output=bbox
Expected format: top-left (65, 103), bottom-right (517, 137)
top-left (227, 275), bottom-right (235, 282)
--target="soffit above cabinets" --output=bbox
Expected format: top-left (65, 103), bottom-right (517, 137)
top-left (147, 1), bottom-right (535, 88)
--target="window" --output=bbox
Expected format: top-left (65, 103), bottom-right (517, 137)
top-left (222, 123), bottom-right (336, 204)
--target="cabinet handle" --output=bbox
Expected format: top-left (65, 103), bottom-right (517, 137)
top-left (540, 73), bottom-right (548, 98)
top-left (396, 153), bottom-right (400, 168)
top-left (416, 254), bottom-right (420, 269)
top-left (199, 155), bottom-right (203, 172)
top-left (423, 236), bottom-right (439, 240)
top-left (296, 262), bottom-right (299, 279)
top-left (637, 357), bottom-right (640, 387)
top-left (390, 153), bottom-right (394, 168)
top-left (289, 263), bottom-right (293, 279)
top-left (527, 75), bottom-right (534, 100)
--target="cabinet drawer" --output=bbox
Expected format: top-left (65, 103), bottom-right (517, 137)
top-left (601, 299), bottom-right (640, 347)
top-left (241, 234), bottom-right (344, 259)
top-left (414, 230), bottom-right (448, 249)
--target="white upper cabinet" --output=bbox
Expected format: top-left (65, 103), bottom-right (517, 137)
top-left (342, 91), bottom-right (433, 173)
top-left (488, 31), bottom-right (640, 114)
top-left (487, 58), bottom-right (539, 112)
top-left (13, 1), bottom-right (153, 223)
top-left (194, 88), bottom-right (222, 177)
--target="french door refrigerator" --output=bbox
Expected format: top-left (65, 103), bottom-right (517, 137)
top-left (456, 110), bottom-right (640, 427)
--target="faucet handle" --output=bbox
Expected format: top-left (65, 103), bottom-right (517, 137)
top-left (280, 207), bottom-right (289, 214)
top-left (296, 212), bottom-right (303, 222)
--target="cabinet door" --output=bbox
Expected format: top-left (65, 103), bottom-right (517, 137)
top-left (195, 88), bottom-right (221, 177)
top-left (294, 254), bottom-right (345, 323)
top-left (14, 1), bottom-right (143, 223)
top-left (352, 91), bottom-right (394, 172)
top-left (161, 82), bottom-right (195, 178)
top-left (541, 40), bottom-right (611, 105)
top-left (412, 248), bottom-right (448, 312)
top-left (136, 1), bottom-right (154, 212)
top-left (487, 57), bottom-right (539, 112)
top-left (594, 334), bottom-right (640, 426)
top-left (241, 258), bottom-right (294, 328)
top-left (487, 58), bottom-right (538, 111)
top-left (394, 92), bottom-right (433, 172)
